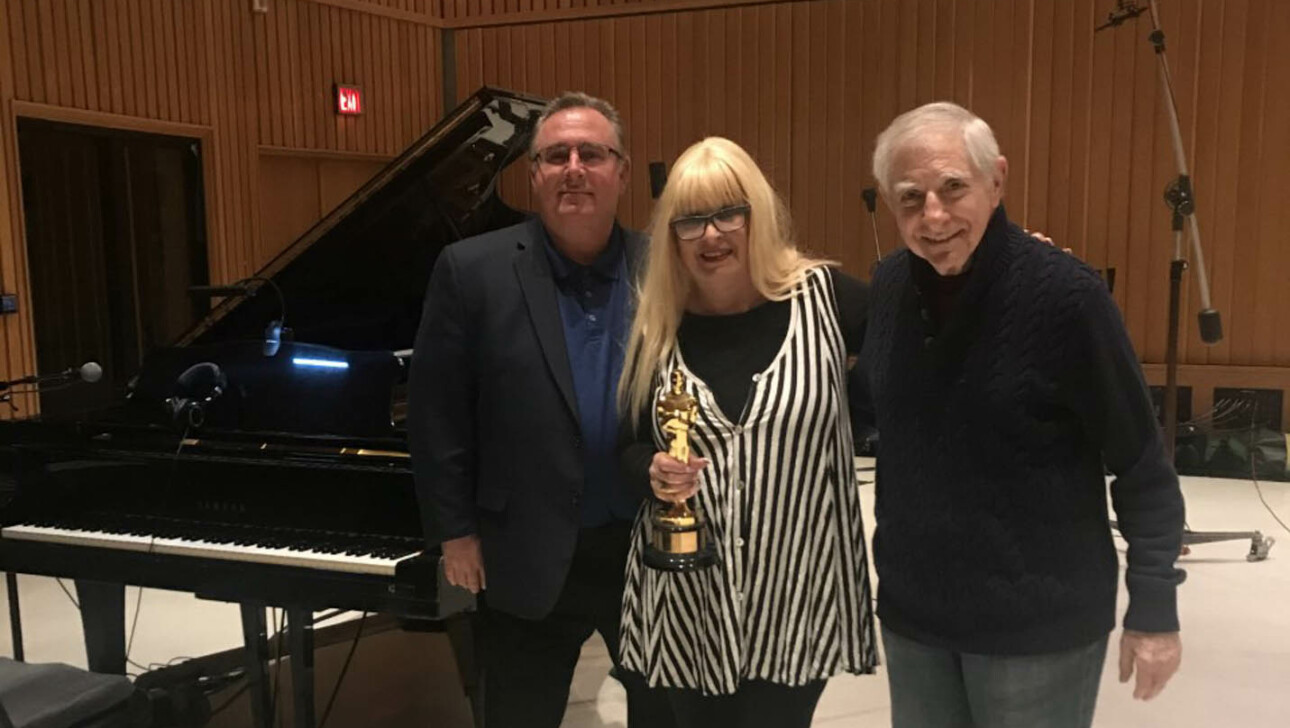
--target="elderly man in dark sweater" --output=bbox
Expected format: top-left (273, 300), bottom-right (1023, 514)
top-left (855, 102), bottom-right (1185, 728)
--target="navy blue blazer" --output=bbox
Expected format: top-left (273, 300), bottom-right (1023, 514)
top-left (408, 216), bottom-right (647, 619)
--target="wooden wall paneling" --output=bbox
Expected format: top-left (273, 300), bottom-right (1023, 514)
top-left (32, 1), bottom-right (52, 104)
top-left (332, 6), bottom-right (349, 150)
top-left (99, 1), bottom-right (121, 114)
top-left (286, 1), bottom-right (305, 150)
top-left (240, 3), bottom-right (264, 277)
top-left (1102, 9), bottom-right (1134, 323)
top-left (413, 23), bottom-right (426, 137)
top-left (259, 155), bottom-right (323, 261)
top-left (317, 157), bottom-right (387, 211)
top-left (752, 4), bottom-right (770, 196)
top-left (65, 0), bottom-right (86, 110)
top-left (55, 1), bottom-right (75, 107)
top-left (397, 18), bottom-right (411, 145)
top-left (805, 1), bottom-right (826, 257)
top-left (1248, 0), bottom-right (1281, 366)
top-left (1068, 0), bottom-right (1093, 264)
top-left (1270, 1), bottom-right (1290, 368)
top-left (306, 3), bottom-right (323, 150)
top-left (1083, 0), bottom-right (1112, 277)
top-left (841, 0), bottom-right (865, 272)
top-left (643, 12), bottom-right (661, 216)
top-left (142, 0), bottom-right (162, 119)
top-left (8, 3), bottom-right (29, 102)
top-left (568, 15), bottom-right (586, 99)
top-left (261, 3), bottom-right (278, 146)
top-left (951, 0), bottom-right (970, 104)
top-left (122, 0), bottom-right (141, 117)
top-left (280, 2), bottom-right (296, 147)
top-left (361, 11), bottom-right (374, 151)
top-left (161, 0), bottom-right (179, 120)
top-left (820, 0), bottom-right (842, 266)
top-left (931, 0), bottom-right (951, 100)
top-left (786, 2), bottom-right (807, 234)
top-left (1044, 0), bottom-right (1073, 250)
top-left (676, 10), bottom-right (695, 154)
top-left (0, 1), bottom-right (37, 415)
top-left (1230, 0), bottom-right (1266, 368)
top-left (732, 6), bottom-right (753, 167)
top-left (1207, 0), bottom-right (1245, 366)
top-left (1122, 8), bottom-right (1158, 361)
top-left (627, 14), bottom-right (647, 227)
top-left (381, 16), bottom-right (396, 153)
top-left (199, 0), bottom-right (226, 286)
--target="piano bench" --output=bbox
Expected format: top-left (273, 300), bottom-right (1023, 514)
top-left (0, 659), bottom-right (148, 728)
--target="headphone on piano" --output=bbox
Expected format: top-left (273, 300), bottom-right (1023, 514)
top-left (165, 362), bottom-right (228, 429)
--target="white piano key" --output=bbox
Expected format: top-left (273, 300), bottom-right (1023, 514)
top-left (1, 524), bottom-right (420, 577)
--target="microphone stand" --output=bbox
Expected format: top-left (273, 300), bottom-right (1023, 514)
top-left (862, 187), bottom-right (882, 274)
top-left (1099, 0), bottom-right (1271, 562)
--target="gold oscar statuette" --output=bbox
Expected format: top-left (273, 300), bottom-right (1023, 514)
top-left (644, 369), bottom-right (717, 571)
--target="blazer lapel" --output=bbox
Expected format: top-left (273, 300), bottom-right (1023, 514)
top-left (514, 219), bottom-right (581, 427)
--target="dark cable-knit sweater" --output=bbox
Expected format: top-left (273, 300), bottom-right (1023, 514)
top-left (853, 205), bottom-right (1186, 655)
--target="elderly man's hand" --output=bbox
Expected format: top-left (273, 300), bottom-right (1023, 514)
top-left (1119, 630), bottom-right (1182, 700)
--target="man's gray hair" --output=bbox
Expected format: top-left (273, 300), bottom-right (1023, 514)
top-left (872, 102), bottom-right (1001, 195)
top-left (530, 91), bottom-right (627, 155)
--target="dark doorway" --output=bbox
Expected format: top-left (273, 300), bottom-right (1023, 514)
top-left (17, 118), bottom-right (208, 417)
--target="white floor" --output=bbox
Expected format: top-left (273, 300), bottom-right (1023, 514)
top-left (3, 462), bottom-right (1289, 727)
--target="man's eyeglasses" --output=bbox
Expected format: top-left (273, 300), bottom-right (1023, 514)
top-left (531, 142), bottom-right (624, 169)
top-left (669, 204), bottom-right (751, 241)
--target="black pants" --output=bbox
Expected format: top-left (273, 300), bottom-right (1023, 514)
top-left (480, 522), bottom-right (675, 728)
top-left (666, 679), bottom-right (827, 728)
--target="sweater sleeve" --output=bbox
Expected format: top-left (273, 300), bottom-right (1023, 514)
top-left (618, 404), bottom-right (657, 502)
top-left (1070, 280), bottom-right (1186, 633)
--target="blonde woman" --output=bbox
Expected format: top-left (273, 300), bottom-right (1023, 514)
top-left (615, 137), bottom-right (878, 727)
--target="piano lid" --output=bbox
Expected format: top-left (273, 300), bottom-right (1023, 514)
top-left (179, 87), bottom-right (547, 354)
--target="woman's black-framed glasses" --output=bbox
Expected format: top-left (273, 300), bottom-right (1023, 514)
top-left (670, 204), bottom-right (751, 241)
top-left (531, 142), bottom-right (624, 169)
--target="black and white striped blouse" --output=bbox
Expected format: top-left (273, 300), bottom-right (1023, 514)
top-left (619, 266), bottom-right (878, 695)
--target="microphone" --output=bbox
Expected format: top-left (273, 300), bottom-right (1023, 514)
top-left (648, 162), bottom-right (668, 200)
top-left (1198, 309), bottom-right (1223, 345)
top-left (263, 320), bottom-right (284, 357)
top-left (78, 361), bottom-right (103, 383)
top-left (1095, 0), bottom-right (1146, 32)
top-left (0, 361), bottom-right (102, 391)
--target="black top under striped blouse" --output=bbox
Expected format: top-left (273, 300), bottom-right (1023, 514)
top-left (618, 266), bottom-right (878, 695)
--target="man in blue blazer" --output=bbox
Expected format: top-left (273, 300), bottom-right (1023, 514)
top-left (409, 92), bottom-right (672, 728)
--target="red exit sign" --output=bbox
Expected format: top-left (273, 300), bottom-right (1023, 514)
top-left (334, 84), bottom-right (362, 115)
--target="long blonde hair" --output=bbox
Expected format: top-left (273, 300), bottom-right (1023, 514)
top-left (617, 137), bottom-right (829, 422)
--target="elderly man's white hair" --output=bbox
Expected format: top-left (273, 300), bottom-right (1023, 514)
top-left (872, 102), bottom-right (1002, 196)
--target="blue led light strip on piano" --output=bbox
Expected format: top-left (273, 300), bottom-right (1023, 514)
top-left (291, 357), bottom-right (349, 370)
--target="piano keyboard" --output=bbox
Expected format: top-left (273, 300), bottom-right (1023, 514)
top-left (1, 523), bottom-right (422, 577)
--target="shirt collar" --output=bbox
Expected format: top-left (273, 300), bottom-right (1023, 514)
top-left (542, 222), bottom-right (625, 283)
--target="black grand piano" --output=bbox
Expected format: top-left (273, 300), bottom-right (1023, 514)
top-left (0, 87), bottom-right (547, 728)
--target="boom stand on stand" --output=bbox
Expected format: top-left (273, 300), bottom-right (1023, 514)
top-left (1100, 0), bottom-right (1271, 561)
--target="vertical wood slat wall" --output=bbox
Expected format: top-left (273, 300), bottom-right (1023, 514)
top-left (0, 0), bottom-right (442, 417)
top-left (453, 0), bottom-right (1290, 377)
top-left (2, 0), bottom-right (1288, 420)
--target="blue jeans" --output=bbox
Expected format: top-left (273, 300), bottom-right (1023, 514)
top-left (882, 627), bottom-right (1108, 728)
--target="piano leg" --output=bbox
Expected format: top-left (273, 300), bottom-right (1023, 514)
top-left (5, 573), bottom-right (23, 662)
top-left (239, 602), bottom-right (273, 728)
top-left (75, 580), bottom-right (125, 674)
top-left (286, 606), bottom-right (316, 728)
